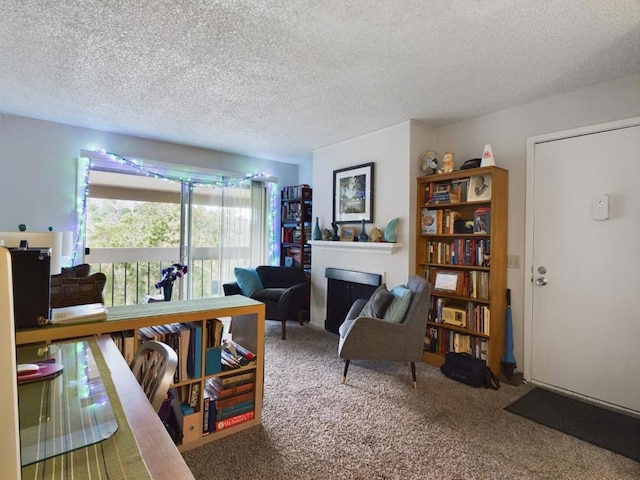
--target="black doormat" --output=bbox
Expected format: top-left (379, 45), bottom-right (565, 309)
top-left (505, 387), bottom-right (640, 462)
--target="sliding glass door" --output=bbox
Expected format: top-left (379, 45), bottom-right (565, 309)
top-left (84, 168), bottom-right (265, 306)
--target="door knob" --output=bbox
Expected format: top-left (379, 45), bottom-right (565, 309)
top-left (536, 277), bottom-right (548, 286)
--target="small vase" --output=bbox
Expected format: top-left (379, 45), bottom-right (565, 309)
top-left (384, 218), bottom-right (399, 243)
top-left (358, 219), bottom-right (368, 242)
top-left (163, 283), bottom-right (173, 301)
top-left (312, 217), bottom-right (322, 241)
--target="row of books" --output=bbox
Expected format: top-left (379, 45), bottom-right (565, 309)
top-left (425, 239), bottom-right (490, 266)
top-left (424, 327), bottom-right (489, 361)
top-left (429, 298), bottom-right (491, 335)
top-left (282, 202), bottom-right (312, 223)
top-left (420, 207), bottom-right (491, 236)
top-left (423, 175), bottom-right (493, 205)
top-left (424, 178), bottom-right (471, 204)
top-left (282, 184), bottom-right (311, 200)
top-left (283, 245), bottom-right (311, 268)
top-left (111, 330), bottom-right (136, 364)
top-left (138, 318), bottom-right (225, 383)
top-left (282, 226), bottom-right (312, 244)
top-left (421, 208), bottom-right (459, 234)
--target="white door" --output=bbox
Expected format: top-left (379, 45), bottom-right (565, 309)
top-left (525, 119), bottom-right (640, 413)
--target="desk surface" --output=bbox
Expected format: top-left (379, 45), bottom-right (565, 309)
top-left (20, 336), bottom-right (194, 479)
top-left (16, 296), bottom-right (264, 346)
top-left (95, 335), bottom-right (195, 480)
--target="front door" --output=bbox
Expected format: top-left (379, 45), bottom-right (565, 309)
top-left (525, 119), bottom-right (640, 413)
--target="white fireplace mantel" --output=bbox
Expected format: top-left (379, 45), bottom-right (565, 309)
top-left (308, 240), bottom-right (402, 255)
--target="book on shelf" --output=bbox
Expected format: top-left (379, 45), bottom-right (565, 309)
top-left (214, 400), bottom-right (254, 421)
top-left (450, 178), bottom-right (470, 202)
top-left (202, 394), bottom-right (211, 436)
top-left (215, 409), bottom-right (255, 431)
top-left (210, 390), bottom-right (254, 410)
top-left (211, 370), bottom-right (254, 387)
top-left (429, 191), bottom-right (459, 204)
top-left (206, 318), bottom-right (224, 349)
top-left (424, 327), bottom-right (438, 353)
top-left (186, 322), bottom-right (203, 379)
top-left (188, 382), bottom-right (201, 409)
top-left (421, 208), bottom-right (437, 234)
top-left (205, 379), bottom-right (254, 399)
top-left (473, 207), bottom-right (491, 234)
top-left (50, 302), bottom-right (107, 324)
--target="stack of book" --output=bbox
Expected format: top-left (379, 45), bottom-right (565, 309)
top-left (204, 371), bottom-right (255, 432)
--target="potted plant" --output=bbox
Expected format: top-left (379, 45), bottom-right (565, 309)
top-left (155, 263), bottom-right (188, 301)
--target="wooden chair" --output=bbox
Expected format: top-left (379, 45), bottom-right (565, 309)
top-left (129, 340), bottom-right (178, 413)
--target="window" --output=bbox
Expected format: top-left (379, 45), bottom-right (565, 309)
top-left (82, 160), bottom-right (267, 306)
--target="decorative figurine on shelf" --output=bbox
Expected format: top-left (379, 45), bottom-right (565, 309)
top-left (481, 144), bottom-right (496, 167)
top-left (330, 222), bottom-right (340, 241)
top-left (155, 263), bottom-right (188, 301)
top-left (369, 227), bottom-right (384, 242)
top-left (312, 217), bottom-right (322, 241)
top-left (384, 218), bottom-right (399, 243)
top-left (441, 151), bottom-right (455, 173)
top-left (322, 228), bottom-right (332, 241)
top-left (358, 219), bottom-right (369, 242)
top-left (420, 150), bottom-right (439, 175)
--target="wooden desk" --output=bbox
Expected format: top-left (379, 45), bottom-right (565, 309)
top-left (96, 335), bottom-right (195, 480)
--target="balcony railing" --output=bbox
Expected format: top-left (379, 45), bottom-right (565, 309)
top-left (86, 247), bottom-right (249, 307)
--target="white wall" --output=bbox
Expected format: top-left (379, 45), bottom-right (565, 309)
top-left (0, 114), bottom-right (300, 235)
top-left (309, 121), bottom-right (434, 330)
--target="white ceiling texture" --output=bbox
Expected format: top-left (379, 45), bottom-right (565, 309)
top-left (0, 1), bottom-right (639, 164)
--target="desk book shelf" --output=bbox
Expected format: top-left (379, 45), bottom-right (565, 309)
top-left (15, 296), bottom-right (266, 452)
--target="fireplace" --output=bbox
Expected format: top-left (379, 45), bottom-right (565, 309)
top-left (324, 267), bottom-right (382, 334)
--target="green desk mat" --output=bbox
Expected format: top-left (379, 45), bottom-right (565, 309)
top-left (21, 339), bottom-right (152, 480)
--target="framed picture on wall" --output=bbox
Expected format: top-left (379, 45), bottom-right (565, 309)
top-left (333, 162), bottom-right (374, 224)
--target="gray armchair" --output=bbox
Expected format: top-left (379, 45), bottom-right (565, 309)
top-left (338, 275), bottom-right (431, 389)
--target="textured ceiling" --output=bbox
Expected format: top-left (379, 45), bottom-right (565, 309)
top-left (1, 1), bottom-right (639, 164)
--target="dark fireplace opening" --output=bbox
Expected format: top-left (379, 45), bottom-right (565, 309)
top-left (324, 267), bottom-right (382, 334)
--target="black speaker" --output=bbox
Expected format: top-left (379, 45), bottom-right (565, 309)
top-left (9, 248), bottom-right (51, 328)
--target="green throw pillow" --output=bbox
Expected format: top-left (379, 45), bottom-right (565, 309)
top-left (360, 284), bottom-right (394, 318)
top-left (383, 285), bottom-right (412, 323)
top-left (234, 267), bottom-right (264, 297)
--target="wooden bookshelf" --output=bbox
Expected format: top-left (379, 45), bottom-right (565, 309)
top-left (281, 184), bottom-right (312, 271)
top-left (416, 166), bottom-right (508, 374)
top-left (15, 296), bottom-right (265, 452)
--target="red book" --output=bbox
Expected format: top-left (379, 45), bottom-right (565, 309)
top-left (215, 410), bottom-right (255, 431)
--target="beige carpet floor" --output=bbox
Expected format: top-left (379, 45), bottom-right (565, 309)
top-left (182, 322), bottom-right (640, 480)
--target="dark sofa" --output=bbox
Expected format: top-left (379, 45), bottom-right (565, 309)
top-left (223, 266), bottom-right (310, 340)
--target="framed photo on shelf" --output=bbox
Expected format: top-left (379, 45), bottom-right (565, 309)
top-left (333, 162), bottom-right (374, 224)
top-left (421, 208), bottom-right (437, 234)
top-left (433, 270), bottom-right (462, 293)
top-left (468, 175), bottom-right (492, 202)
top-left (340, 226), bottom-right (355, 241)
